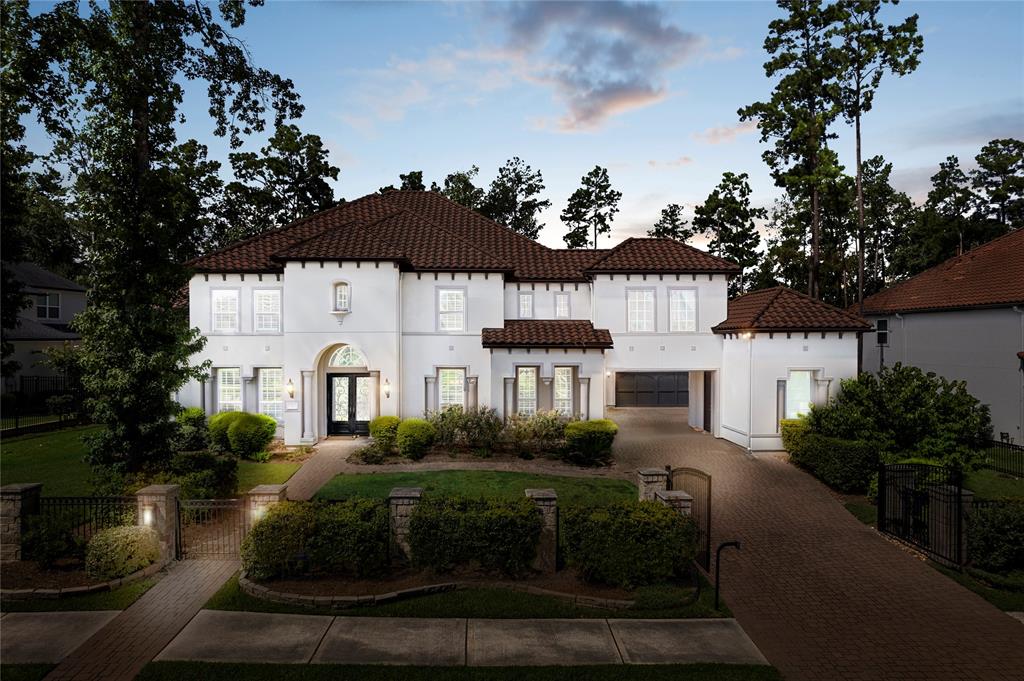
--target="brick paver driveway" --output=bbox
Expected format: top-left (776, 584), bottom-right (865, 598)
top-left (610, 407), bottom-right (1024, 681)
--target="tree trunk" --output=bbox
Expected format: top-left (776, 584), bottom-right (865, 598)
top-left (810, 185), bottom-right (820, 299)
top-left (855, 103), bottom-right (865, 312)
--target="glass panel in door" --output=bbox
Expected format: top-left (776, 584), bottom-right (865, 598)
top-left (333, 376), bottom-right (349, 422)
top-left (355, 376), bottom-right (371, 422)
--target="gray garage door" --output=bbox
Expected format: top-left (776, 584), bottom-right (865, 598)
top-left (615, 372), bottom-right (689, 407)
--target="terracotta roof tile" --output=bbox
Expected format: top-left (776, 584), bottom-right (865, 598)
top-left (713, 287), bottom-right (870, 333)
top-left (586, 237), bottom-right (741, 274)
top-left (860, 229), bottom-right (1024, 314)
top-left (481, 320), bottom-right (614, 349)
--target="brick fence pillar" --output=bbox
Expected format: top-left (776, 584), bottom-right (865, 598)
top-left (389, 487), bottom-right (422, 563)
top-left (655, 489), bottom-right (694, 516)
top-left (246, 484), bottom-right (288, 526)
top-left (637, 468), bottom-right (670, 501)
top-left (1, 483), bottom-right (42, 563)
top-left (526, 488), bottom-right (558, 574)
top-left (137, 485), bottom-right (180, 563)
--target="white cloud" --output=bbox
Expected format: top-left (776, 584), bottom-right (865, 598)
top-left (692, 119), bottom-right (758, 145)
top-left (648, 155), bottom-right (695, 168)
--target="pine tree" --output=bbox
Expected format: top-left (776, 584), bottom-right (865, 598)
top-left (693, 172), bottom-right (765, 296)
top-left (561, 166), bottom-right (622, 249)
top-left (647, 204), bottom-right (695, 242)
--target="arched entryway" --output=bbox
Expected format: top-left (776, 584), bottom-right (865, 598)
top-left (314, 343), bottom-right (379, 437)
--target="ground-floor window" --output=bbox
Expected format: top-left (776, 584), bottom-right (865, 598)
top-left (217, 367), bottom-right (242, 412)
top-left (516, 366), bottom-right (538, 416)
top-left (258, 368), bottom-right (284, 423)
top-left (553, 366), bottom-right (574, 416)
top-left (785, 370), bottom-right (813, 419)
top-left (438, 368), bottom-right (466, 410)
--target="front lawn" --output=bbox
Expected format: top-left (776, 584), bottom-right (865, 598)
top-left (316, 470), bottom-right (636, 506)
top-left (964, 468), bottom-right (1024, 501)
top-left (0, 577), bottom-right (157, 613)
top-left (139, 663), bottom-right (782, 681)
top-left (0, 425), bottom-right (299, 496)
top-left (207, 573), bottom-right (728, 620)
top-left (0, 425), bottom-right (99, 495)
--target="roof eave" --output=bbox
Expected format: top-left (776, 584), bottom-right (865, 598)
top-left (861, 300), bottom-right (1024, 316)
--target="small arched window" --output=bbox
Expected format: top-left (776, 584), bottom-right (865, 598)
top-left (328, 345), bottom-right (367, 367)
top-left (333, 282), bottom-right (350, 312)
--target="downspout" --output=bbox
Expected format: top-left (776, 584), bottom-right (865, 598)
top-left (895, 313), bottom-right (905, 365)
top-left (747, 331), bottom-right (754, 452)
top-left (1016, 306), bottom-right (1024, 442)
top-left (396, 268), bottom-right (402, 418)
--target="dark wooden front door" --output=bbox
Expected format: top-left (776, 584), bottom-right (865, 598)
top-left (327, 373), bottom-right (371, 435)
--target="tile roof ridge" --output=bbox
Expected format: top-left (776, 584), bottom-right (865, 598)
top-left (748, 286), bottom-right (787, 327)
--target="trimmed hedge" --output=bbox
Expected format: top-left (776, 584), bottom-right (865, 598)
top-left (408, 496), bottom-right (542, 576)
top-left (429, 406), bottom-right (504, 452)
top-left (208, 411), bottom-right (245, 451)
top-left (85, 525), bottom-right (160, 580)
top-left (968, 501), bottom-right (1024, 575)
top-left (397, 418), bottom-right (436, 460)
top-left (563, 419), bottom-right (618, 466)
top-left (241, 500), bottom-right (389, 580)
top-left (369, 416), bottom-right (401, 451)
top-left (175, 407), bottom-right (209, 451)
top-left (227, 412), bottom-right (278, 459)
top-left (788, 432), bottom-right (877, 493)
top-left (779, 418), bottom-right (809, 454)
top-left (562, 500), bottom-right (696, 588)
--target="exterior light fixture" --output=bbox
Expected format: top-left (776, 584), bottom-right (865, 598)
top-left (286, 379), bottom-right (295, 398)
top-left (383, 378), bottom-right (391, 398)
top-left (605, 371), bottom-right (611, 377)
top-left (252, 505), bottom-right (266, 522)
top-left (142, 505), bottom-right (154, 526)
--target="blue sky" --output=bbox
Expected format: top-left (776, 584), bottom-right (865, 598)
top-left (33, 1), bottom-right (1024, 248)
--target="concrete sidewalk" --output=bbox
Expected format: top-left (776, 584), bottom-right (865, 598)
top-left (153, 610), bottom-right (769, 667)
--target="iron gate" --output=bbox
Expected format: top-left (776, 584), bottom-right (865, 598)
top-left (667, 466), bottom-right (711, 571)
top-left (877, 463), bottom-right (965, 567)
top-left (176, 498), bottom-right (247, 560)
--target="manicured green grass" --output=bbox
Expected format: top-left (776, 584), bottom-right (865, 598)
top-left (205, 573), bottom-right (728, 619)
top-left (0, 664), bottom-right (55, 681)
top-left (0, 578), bottom-right (157, 613)
top-left (844, 502), bottom-right (876, 526)
top-left (964, 468), bottom-right (1024, 501)
top-left (316, 470), bottom-right (636, 506)
top-left (236, 460), bottom-right (301, 494)
top-left (0, 425), bottom-right (99, 495)
top-left (931, 564), bottom-right (1024, 612)
top-left (138, 662), bottom-right (782, 681)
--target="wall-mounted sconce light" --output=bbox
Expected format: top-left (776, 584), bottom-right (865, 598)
top-left (286, 379), bottom-right (295, 398)
top-left (383, 378), bottom-right (391, 399)
top-left (605, 371), bottom-right (611, 377)
top-left (740, 332), bottom-right (753, 340)
top-left (142, 505), bottom-right (154, 526)
top-left (252, 505), bottom-right (266, 522)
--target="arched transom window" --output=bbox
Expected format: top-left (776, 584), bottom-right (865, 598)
top-left (328, 345), bottom-right (367, 367)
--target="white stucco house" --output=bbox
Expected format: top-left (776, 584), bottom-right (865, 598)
top-left (860, 228), bottom-right (1024, 443)
top-left (179, 190), bottom-right (868, 451)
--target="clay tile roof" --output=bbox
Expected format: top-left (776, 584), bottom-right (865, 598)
top-left (481, 320), bottom-right (614, 349)
top-left (860, 229), bottom-right (1024, 315)
top-left (273, 218), bottom-right (407, 262)
top-left (712, 286), bottom-right (870, 334)
top-left (586, 237), bottom-right (741, 274)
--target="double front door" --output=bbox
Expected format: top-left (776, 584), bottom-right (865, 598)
top-left (327, 373), bottom-right (371, 435)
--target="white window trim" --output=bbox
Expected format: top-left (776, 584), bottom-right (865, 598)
top-left (35, 292), bottom-right (61, 320)
top-left (216, 367), bottom-right (243, 413)
top-left (252, 288), bottom-right (283, 334)
top-left (625, 287), bottom-right (657, 333)
top-left (437, 367), bottom-right (467, 411)
top-left (518, 291), bottom-right (534, 319)
top-left (210, 288), bottom-right (241, 334)
top-left (554, 292), bottom-right (571, 319)
top-left (784, 369), bottom-right (815, 420)
top-left (258, 367), bottom-right (284, 424)
top-left (436, 286), bottom-right (468, 333)
top-left (553, 365), bottom-right (575, 416)
top-left (515, 365), bottom-right (540, 417)
top-left (330, 280), bottom-right (352, 315)
top-left (667, 286), bottom-right (698, 333)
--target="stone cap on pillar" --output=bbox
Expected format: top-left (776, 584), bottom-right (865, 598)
top-left (136, 484), bottom-right (181, 497)
top-left (389, 487), bottom-right (423, 500)
top-left (655, 489), bottom-right (693, 502)
top-left (525, 488), bottom-right (557, 502)
top-left (0, 483), bottom-right (43, 496)
top-left (638, 468), bottom-right (670, 478)
top-left (247, 484), bottom-right (288, 498)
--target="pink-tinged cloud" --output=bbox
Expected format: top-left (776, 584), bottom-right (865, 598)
top-left (693, 119), bottom-right (758, 145)
top-left (648, 155), bottom-right (695, 168)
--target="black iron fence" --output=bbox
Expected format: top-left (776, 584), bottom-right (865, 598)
top-left (176, 498), bottom-right (247, 560)
top-left (667, 466), bottom-right (712, 571)
top-left (37, 496), bottom-right (138, 545)
top-left (981, 439), bottom-right (1024, 477)
top-left (1, 375), bottom-right (85, 433)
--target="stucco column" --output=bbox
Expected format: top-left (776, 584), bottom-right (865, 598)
top-left (467, 376), bottom-right (478, 410)
top-left (503, 377), bottom-right (515, 419)
top-left (301, 370), bottom-right (315, 442)
top-left (389, 487), bottom-right (422, 563)
top-left (539, 376), bottom-right (553, 412)
top-left (1, 483), bottom-right (42, 563)
top-left (369, 370), bottom-right (380, 420)
top-left (637, 468), bottom-right (669, 501)
top-left (246, 484), bottom-right (287, 527)
top-left (424, 375), bottom-right (437, 414)
top-left (579, 377), bottom-right (591, 420)
top-left (243, 373), bottom-right (256, 413)
top-left (526, 488), bottom-right (557, 574)
top-left (137, 484), bottom-right (180, 563)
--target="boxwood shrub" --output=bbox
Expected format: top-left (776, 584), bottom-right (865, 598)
top-left (408, 496), bottom-right (541, 576)
top-left (227, 412), bottom-right (278, 459)
top-left (429, 406), bottom-right (505, 452)
top-left (175, 406), bottom-right (209, 451)
top-left (85, 525), bottom-right (161, 580)
top-left (968, 501), bottom-right (1024, 575)
top-left (789, 432), bottom-right (877, 493)
top-left (780, 418), bottom-right (809, 455)
top-left (562, 500), bottom-right (696, 588)
top-left (240, 500), bottom-right (390, 580)
top-left (562, 419), bottom-right (618, 466)
top-left (397, 418), bottom-right (436, 460)
top-left (369, 415), bottom-right (401, 451)
top-left (208, 411), bottom-right (245, 451)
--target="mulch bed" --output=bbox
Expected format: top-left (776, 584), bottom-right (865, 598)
top-left (1, 559), bottom-right (96, 590)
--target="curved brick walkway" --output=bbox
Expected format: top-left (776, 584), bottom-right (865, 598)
top-left (610, 407), bottom-right (1024, 681)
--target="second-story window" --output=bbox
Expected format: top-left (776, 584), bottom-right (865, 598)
top-left (211, 289), bottom-right (239, 333)
top-left (627, 289), bottom-right (655, 332)
top-left (334, 282), bottom-right (351, 312)
top-left (253, 290), bottom-right (281, 333)
top-left (35, 293), bottom-right (60, 319)
top-left (554, 292), bottom-right (570, 318)
top-left (518, 292), bottom-right (534, 318)
top-left (438, 288), bottom-right (465, 332)
top-left (876, 319), bottom-right (888, 346)
top-left (669, 289), bottom-right (696, 332)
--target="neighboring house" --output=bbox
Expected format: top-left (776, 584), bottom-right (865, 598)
top-left (3, 262), bottom-right (86, 388)
top-left (860, 229), bottom-right (1024, 443)
top-left (181, 190), bottom-right (866, 450)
